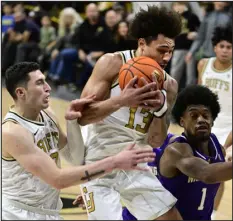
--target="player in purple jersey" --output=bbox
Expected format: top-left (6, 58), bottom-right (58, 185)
top-left (123, 85), bottom-right (232, 220)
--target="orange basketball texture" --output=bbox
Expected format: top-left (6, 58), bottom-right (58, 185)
top-left (119, 56), bottom-right (164, 90)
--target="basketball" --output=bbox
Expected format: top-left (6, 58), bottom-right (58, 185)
top-left (119, 56), bottom-right (165, 90)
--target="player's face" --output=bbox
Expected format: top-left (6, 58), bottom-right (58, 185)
top-left (180, 105), bottom-right (213, 142)
top-left (24, 70), bottom-right (51, 110)
top-left (214, 40), bottom-right (232, 64)
top-left (138, 34), bottom-right (175, 69)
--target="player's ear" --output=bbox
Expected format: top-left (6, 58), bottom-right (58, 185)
top-left (179, 118), bottom-right (184, 127)
top-left (15, 87), bottom-right (26, 99)
top-left (138, 38), bottom-right (146, 49)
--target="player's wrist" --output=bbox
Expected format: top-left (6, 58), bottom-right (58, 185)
top-left (153, 89), bottom-right (167, 118)
top-left (111, 96), bottom-right (125, 109)
top-left (108, 156), bottom-right (118, 172)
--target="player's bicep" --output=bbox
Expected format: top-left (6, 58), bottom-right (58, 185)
top-left (3, 127), bottom-right (60, 187)
top-left (81, 53), bottom-right (121, 101)
top-left (175, 156), bottom-right (210, 180)
top-left (166, 143), bottom-right (209, 180)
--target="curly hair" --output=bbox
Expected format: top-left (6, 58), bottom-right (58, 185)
top-left (172, 85), bottom-right (221, 125)
top-left (129, 6), bottom-right (182, 43)
top-left (5, 62), bottom-right (40, 100)
top-left (212, 26), bottom-right (232, 46)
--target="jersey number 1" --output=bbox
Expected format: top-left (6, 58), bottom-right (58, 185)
top-left (198, 188), bottom-right (207, 210)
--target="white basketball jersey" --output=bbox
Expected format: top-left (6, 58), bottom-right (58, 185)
top-left (82, 50), bottom-right (167, 163)
top-left (201, 57), bottom-right (232, 145)
top-left (2, 109), bottom-right (63, 211)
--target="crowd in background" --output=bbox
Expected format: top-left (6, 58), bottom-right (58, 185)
top-left (1, 1), bottom-right (232, 91)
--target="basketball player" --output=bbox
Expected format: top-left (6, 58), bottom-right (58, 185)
top-left (66, 6), bottom-right (182, 220)
top-left (197, 26), bottom-right (232, 218)
top-left (123, 85), bottom-right (232, 220)
top-left (2, 62), bottom-right (156, 220)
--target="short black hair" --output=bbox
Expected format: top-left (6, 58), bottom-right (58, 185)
top-left (129, 6), bottom-right (182, 43)
top-left (5, 62), bottom-right (40, 100)
top-left (212, 26), bottom-right (232, 46)
top-left (172, 85), bottom-right (221, 125)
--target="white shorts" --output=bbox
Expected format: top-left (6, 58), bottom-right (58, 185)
top-left (2, 197), bottom-right (63, 220)
top-left (80, 164), bottom-right (177, 220)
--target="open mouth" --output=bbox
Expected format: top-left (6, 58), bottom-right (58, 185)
top-left (196, 125), bottom-right (208, 132)
top-left (44, 95), bottom-right (50, 102)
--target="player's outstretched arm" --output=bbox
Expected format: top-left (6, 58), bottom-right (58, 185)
top-left (67, 53), bottom-right (163, 125)
top-left (164, 143), bottom-right (232, 184)
top-left (147, 74), bottom-right (178, 147)
top-left (3, 124), bottom-right (155, 189)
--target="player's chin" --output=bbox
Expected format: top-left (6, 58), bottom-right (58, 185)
top-left (195, 131), bottom-right (210, 141)
top-left (41, 102), bottom-right (49, 109)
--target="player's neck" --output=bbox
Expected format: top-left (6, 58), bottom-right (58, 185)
top-left (12, 103), bottom-right (41, 122)
top-left (186, 135), bottom-right (209, 154)
top-left (135, 49), bottom-right (142, 57)
top-left (213, 59), bottom-right (232, 71)
top-left (195, 141), bottom-right (210, 156)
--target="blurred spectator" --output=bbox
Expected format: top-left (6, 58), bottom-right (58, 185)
top-left (2, 11), bottom-right (40, 72)
top-left (58, 7), bottom-right (83, 37)
top-left (13, 11), bottom-right (40, 63)
top-left (103, 9), bottom-right (118, 52)
top-left (39, 15), bottom-right (56, 50)
top-left (75, 3), bottom-right (108, 86)
top-left (2, 4), bottom-right (15, 36)
top-left (13, 3), bottom-right (24, 13)
top-left (161, 2), bottom-right (204, 22)
top-left (48, 7), bottom-right (83, 84)
top-left (186, 2), bottom-right (231, 62)
top-left (105, 9), bottom-right (118, 30)
top-left (112, 4), bottom-right (126, 22)
top-left (170, 2), bottom-right (200, 88)
top-left (112, 20), bottom-right (136, 51)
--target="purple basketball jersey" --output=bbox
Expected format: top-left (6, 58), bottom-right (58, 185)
top-left (123, 133), bottom-right (225, 220)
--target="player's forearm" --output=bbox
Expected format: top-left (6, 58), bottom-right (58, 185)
top-left (203, 162), bottom-right (232, 184)
top-left (56, 156), bottom-right (116, 189)
top-left (78, 96), bottom-right (124, 126)
top-left (147, 88), bottom-right (177, 147)
top-left (59, 120), bottom-right (85, 166)
top-left (147, 117), bottom-right (167, 147)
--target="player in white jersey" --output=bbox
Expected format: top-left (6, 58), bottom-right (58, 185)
top-left (2, 62), bottom-right (157, 220)
top-left (66, 6), bottom-right (182, 220)
top-left (197, 26), bottom-right (232, 219)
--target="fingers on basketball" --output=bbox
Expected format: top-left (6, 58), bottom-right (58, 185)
top-left (119, 56), bottom-right (164, 91)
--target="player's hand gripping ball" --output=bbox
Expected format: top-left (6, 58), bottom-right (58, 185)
top-left (119, 56), bottom-right (165, 90)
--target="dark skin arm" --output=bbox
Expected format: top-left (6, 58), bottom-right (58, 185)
top-left (147, 74), bottom-right (178, 147)
top-left (159, 142), bottom-right (232, 184)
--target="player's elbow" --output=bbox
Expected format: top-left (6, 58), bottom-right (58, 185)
top-left (52, 172), bottom-right (69, 190)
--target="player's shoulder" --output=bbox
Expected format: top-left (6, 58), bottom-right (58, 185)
top-left (165, 139), bottom-right (193, 158)
top-left (94, 52), bottom-right (123, 80)
top-left (99, 52), bottom-right (123, 68)
top-left (2, 121), bottom-right (31, 139)
top-left (42, 107), bottom-right (58, 125)
top-left (164, 73), bottom-right (178, 93)
top-left (197, 58), bottom-right (209, 70)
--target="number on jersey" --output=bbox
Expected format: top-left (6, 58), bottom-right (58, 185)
top-left (125, 107), bottom-right (153, 134)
